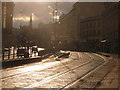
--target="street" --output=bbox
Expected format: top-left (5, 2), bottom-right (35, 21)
top-left (1, 51), bottom-right (115, 88)
top-left (1, 2), bottom-right (119, 89)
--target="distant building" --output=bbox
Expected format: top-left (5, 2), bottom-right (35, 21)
top-left (37, 22), bottom-right (53, 47)
top-left (2, 2), bottom-right (15, 47)
top-left (2, 2), bottom-right (14, 33)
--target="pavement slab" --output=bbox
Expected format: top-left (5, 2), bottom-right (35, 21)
top-left (65, 53), bottom-right (118, 89)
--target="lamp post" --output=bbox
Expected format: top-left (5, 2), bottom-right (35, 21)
top-left (49, 2), bottom-right (61, 49)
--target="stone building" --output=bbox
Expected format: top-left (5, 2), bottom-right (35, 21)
top-left (2, 2), bottom-right (15, 47)
top-left (0, 2), bottom-right (2, 26)
top-left (0, 2), bottom-right (2, 51)
top-left (56, 2), bottom-right (105, 50)
top-left (56, 2), bottom-right (119, 52)
top-left (102, 2), bottom-right (119, 53)
top-left (79, 16), bottom-right (104, 51)
top-left (79, 2), bottom-right (119, 52)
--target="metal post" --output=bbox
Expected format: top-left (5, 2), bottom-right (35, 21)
top-left (8, 47), bottom-right (10, 59)
top-left (2, 49), bottom-right (4, 60)
top-left (13, 47), bottom-right (15, 59)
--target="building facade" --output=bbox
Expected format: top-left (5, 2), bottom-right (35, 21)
top-left (2, 2), bottom-right (14, 47)
top-left (55, 2), bottom-right (119, 52)
top-left (78, 2), bottom-right (119, 52)
top-left (56, 2), bottom-right (105, 50)
top-left (79, 16), bottom-right (104, 51)
top-left (103, 2), bottom-right (119, 53)
top-left (77, 2), bottom-right (119, 53)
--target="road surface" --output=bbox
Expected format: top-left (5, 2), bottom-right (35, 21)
top-left (1, 51), bottom-right (114, 88)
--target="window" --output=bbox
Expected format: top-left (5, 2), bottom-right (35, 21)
top-left (3, 6), bottom-right (6, 28)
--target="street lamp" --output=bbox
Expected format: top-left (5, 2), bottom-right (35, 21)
top-left (50, 2), bottom-right (61, 48)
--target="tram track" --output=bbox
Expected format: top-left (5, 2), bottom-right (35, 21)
top-left (62, 53), bottom-right (112, 89)
top-left (2, 52), bottom-right (106, 88)
top-left (61, 53), bottom-right (108, 89)
top-left (2, 52), bottom-right (90, 80)
top-left (25, 53), bottom-right (105, 88)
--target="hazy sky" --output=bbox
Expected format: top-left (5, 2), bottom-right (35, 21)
top-left (13, 2), bottom-right (75, 28)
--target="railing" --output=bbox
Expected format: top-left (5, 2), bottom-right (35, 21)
top-left (2, 47), bottom-right (40, 61)
top-left (2, 46), bottom-right (60, 62)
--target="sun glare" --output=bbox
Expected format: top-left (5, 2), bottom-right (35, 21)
top-left (19, 61), bottom-right (60, 72)
top-left (13, 16), bottom-right (37, 22)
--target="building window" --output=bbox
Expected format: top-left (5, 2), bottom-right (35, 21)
top-left (3, 19), bottom-right (6, 29)
top-left (3, 5), bottom-right (6, 29)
